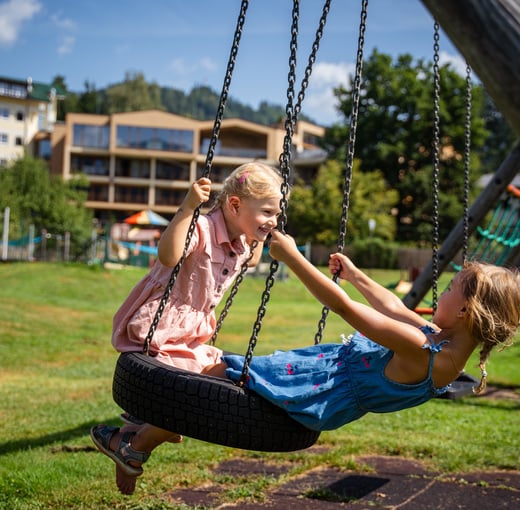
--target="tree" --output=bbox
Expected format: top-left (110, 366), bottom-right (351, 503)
top-left (288, 159), bottom-right (398, 246)
top-left (51, 75), bottom-right (71, 121)
top-left (0, 157), bottom-right (94, 260)
top-left (323, 49), bottom-right (488, 244)
top-left (77, 80), bottom-right (101, 113)
top-left (478, 90), bottom-right (517, 172)
top-left (105, 72), bottom-right (162, 113)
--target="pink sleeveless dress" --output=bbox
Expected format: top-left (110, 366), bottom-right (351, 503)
top-left (112, 208), bottom-right (250, 372)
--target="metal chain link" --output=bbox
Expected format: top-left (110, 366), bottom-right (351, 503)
top-left (142, 0), bottom-right (249, 355)
top-left (462, 63), bottom-right (472, 263)
top-left (216, 1), bottom-right (331, 351)
top-left (208, 241), bottom-right (257, 345)
top-left (294, 0), bottom-right (332, 121)
top-left (431, 21), bottom-right (441, 312)
top-left (238, 0), bottom-right (331, 385)
top-left (314, 0), bottom-right (368, 345)
top-left (202, 1), bottom-right (249, 180)
top-left (238, 0), bottom-right (300, 385)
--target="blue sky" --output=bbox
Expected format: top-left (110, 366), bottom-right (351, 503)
top-left (0, 0), bottom-right (465, 126)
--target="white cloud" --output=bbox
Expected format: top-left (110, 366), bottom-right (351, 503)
top-left (57, 35), bottom-right (75, 55)
top-left (309, 61), bottom-right (353, 88)
top-left (302, 61), bottom-right (354, 125)
top-left (170, 57), bottom-right (217, 76)
top-left (170, 57), bottom-right (191, 75)
top-left (199, 57), bottom-right (217, 72)
top-left (0, 0), bottom-right (41, 47)
top-left (439, 50), bottom-right (468, 76)
top-left (50, 11), bottom-right (76, 30)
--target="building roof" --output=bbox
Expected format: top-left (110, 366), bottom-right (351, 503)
top-left (0, 75), bottom-right (66, 102)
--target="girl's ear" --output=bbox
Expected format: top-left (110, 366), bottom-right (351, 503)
top-left (227, 196), bottom-right (241, 215)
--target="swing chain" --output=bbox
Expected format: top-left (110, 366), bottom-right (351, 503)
top-left (294, 0), bottom-right (332, 122)
top-left (278, 0), bottom-right (299, 233)
top-left (208, 241), bottom-right (258, 345)
top-left (314, 0), bottom-right (368, 345)
top-left (142, 0), bottom-right (249, 355)
top-left (203, 0), bottom-right (249, 179)
top-left (431, 21), bottom-right (441, 311)
top-left (238, 0), bottom-right (301, 385)
top-left (210, 0), bottom-right (331, 348)
top-left (462, 63), bottom-right (472, 263)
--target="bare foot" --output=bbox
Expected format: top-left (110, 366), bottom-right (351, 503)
top-left (90, 425), bottom-right (148, 495)
top-left (114, 427), bottom-right (182, 495)
top-left (116, 465), bottom-right (138, 495)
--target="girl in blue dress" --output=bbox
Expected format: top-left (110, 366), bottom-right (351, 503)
top-left (95, 230), bottom-right (519, 495)
top-left (204, 230), bottom-right (520, 431)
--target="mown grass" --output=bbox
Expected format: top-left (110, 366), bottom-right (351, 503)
top-left (0, 261), bottom-right (518, 509)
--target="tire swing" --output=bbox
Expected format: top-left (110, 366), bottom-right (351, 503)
top-left (112, 0), bottom-right (334, 453)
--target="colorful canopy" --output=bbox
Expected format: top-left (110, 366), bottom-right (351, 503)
top-left (124, 210), bottom-right (170, 226)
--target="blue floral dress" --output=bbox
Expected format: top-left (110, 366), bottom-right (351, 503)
top-left (222, 326), bottom-right (450, 431)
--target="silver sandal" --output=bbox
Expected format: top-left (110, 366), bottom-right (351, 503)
top-left (90, 425), bottom-right (150, 477)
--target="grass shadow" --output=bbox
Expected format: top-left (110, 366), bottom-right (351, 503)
top-left (0, 418), bottom-right (120, 455)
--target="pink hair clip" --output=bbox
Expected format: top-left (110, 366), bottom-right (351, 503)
top-left (238, 171), bottom-right (249, 184)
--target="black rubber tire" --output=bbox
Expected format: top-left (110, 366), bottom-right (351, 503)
top-left (112, 352), bottom-right (320, 452)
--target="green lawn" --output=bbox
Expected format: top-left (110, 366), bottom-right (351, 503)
top-left (0, 262), bottom-right (518, 509)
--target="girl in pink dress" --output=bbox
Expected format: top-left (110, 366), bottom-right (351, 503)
top-left (91, 162), bottom-right (284, 494)
top-left (112, 161), bottom-right (283, 371)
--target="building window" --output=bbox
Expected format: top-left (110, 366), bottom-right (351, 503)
top-left (155, 188), bottom-right (185, 206)
top-left (116, 125), bottom-right (193, 153)
top-left (71, 155), bottom-right (110, 176)
top-left (38, 139), bottom-right (52, 160)
top-left (114, 185), bottom-right (148, 203)
top-left (0, 82), bottom-right (26, 98)
top-left (88, 184), bottom-right (109, 202)
top-left (115, 158), bottom-right (150, 178)
top-left (73, 124), bottom-right (110, 149)
top-left (156, 159), bottom-right (190, 181)
top-left (0, 133), bottom-right (7, 145)
top-left (15, 137), bottom-right (23, 146)
top-left (16, 111), bottom-right (24, 121)
top-left (0, 108), bottom-right (9, 118)
top-left (196, 164), bottom-right (234, 183)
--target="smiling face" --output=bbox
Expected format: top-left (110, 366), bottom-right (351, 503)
top-left (227, 195), bottom-right (282, 242)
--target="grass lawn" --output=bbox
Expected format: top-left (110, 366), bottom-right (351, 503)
top-left (0, 261), bottom-right (518, 509)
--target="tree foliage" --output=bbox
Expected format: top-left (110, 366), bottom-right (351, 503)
top-left (323, 49), bottom-right (489, 245)
top-left (479, 90), bottom-right (517, 172)
top-left (56, 71), bottom-right (309, 126)
top-left (288, 159), bottom-right (398, 246)
top-left (0, 157), bottom-right (94, 260)
top-left (104, 71), bottom-right (163, 113)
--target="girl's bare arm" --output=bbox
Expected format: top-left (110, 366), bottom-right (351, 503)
top-left (329, 253), bottom-right (433, 329)
top-left (158, 178), bottom-right (211, 267)
top-left (269, 231), bottom-right (427, 355)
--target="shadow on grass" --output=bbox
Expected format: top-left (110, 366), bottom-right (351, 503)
top-left (0, 418), bottom-right (120, 455)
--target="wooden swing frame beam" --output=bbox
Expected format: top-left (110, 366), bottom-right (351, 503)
top-left (420, 0), bottom-right (520, 137)
top-left (403, 142), bottom-right (520, 309)
top-left (403, 0), bottom-right (520, 309)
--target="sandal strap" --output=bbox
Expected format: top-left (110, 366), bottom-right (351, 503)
top-left (95, 425), bottom-right (120, 450)
top-left (119, 431), bottom-right (151, 465)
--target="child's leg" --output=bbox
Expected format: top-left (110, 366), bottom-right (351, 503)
top-left (201, 362), bottom-right (228, 378)
top-left (131, 423), bottom-right (180, 452)
top-left (91, 423), bottom-right (181, 495)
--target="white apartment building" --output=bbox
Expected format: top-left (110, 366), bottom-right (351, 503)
top-left (0, 76), bottom-right (64, 167)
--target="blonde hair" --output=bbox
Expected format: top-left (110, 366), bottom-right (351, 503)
top-left (456, 261), bottom-right (520, 393)
top-left (211, 162), bottom-right (283, 210)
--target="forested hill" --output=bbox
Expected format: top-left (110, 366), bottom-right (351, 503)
top-left (56, 72), bottom-right (318, 126)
